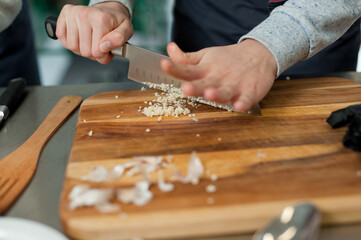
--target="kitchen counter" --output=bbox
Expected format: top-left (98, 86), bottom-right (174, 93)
top-left (1, 72), bottom-right (361, 240)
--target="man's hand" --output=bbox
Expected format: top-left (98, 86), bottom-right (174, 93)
top-left (160, 39), bottom-right (277, 112)
top-left (56, 2), bottom-right (133, 64)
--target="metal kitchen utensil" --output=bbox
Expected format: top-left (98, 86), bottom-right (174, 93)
top-left (0, 78), bottom-right (26, 126)
top-left (0, 96), bottom-right (82, 214)
top-left (252, 202), bottom-right (321, 240)
top-left (45, 17), bottom-right (261, 115)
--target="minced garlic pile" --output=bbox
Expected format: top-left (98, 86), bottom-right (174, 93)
top-left (142, 82), bottom-right (234, 113)
top-left (140, 83), bottom-right (198, 118)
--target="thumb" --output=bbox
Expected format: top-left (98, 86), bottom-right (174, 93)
top-left (99, 23), bottom-right (133, 53)
top-left (167, 42), bottom-right (204, 65)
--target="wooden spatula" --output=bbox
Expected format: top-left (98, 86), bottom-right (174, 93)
top-left (0, 95), bottom-right (82, 214)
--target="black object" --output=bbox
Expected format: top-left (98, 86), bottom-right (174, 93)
top-left (0, 78), bottom-right (26, 111)
top-left (45, 16), bottom-right (58, 40)
top-left (268, 0), bottom-right (288, 12)
top-left (327, 104), bottom-right (361, 151)
top-left (0, 0), bottom-right (40, 87)
top-left (0, 78), bottom-right (26, 127)
top-left (343, 117), bottom-right (361, 151)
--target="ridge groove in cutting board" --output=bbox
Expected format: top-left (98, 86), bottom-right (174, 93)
top-left (60, 77), bottom-right (361, 240)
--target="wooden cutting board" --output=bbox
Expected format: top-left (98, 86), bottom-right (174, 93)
top-left (59, 77), bottom-right (361, 240)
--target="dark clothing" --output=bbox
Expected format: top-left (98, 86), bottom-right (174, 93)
top-left (268, 0), bottom-right (288, 12)
top-left (0, 0), bottom-right (40, 87)
top-left (172, 0), bottom-right (360, 76)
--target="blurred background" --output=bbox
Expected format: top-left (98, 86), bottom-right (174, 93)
top-left (29, 0), bottom-right (361, 86)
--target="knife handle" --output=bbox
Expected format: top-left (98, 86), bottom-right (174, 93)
top-left (0, 78), bottom-right (26, 117)
top-left (45, 16), bottom-right (58, 40)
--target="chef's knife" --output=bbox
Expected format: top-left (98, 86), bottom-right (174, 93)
top-left (0, 78), bottom-right (26, 126)
top-left (45, 17), bottom-right (261, 115)
top-left (252, 202), bottom-right (321, 240)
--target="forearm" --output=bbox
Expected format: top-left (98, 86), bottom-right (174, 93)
top-left (240, 0), bottom-right (361, 76)
top-left (89, 0), bottom-right (134, 18)
top-left (0, 0), bottom-right (22, 32)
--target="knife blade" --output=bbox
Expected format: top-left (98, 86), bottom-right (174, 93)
top-left (45, 17), bottom-right (261, 115)
top-left (0, 78), bottom-right (26, 126)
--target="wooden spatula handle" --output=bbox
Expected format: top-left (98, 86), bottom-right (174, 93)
top-left (26, 96), bottom-right (83, 149)
top-left (0, 96), bottom-right (82, 215)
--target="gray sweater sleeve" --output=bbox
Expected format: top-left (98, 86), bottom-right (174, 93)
top-left (89, 0), bottom-right (134, 18)
top-left (240, 0), bottom-right (361, 76)
top-left (0, 0), bottom-right (22, 32)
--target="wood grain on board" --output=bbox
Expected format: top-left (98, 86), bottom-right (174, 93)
top-left (59, 77), bottom-right (361, 240)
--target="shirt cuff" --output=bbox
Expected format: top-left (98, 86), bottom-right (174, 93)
top-left (239, 12), bottom-right (310, 76)
top-left (89, 0), bottom-right (134, 18)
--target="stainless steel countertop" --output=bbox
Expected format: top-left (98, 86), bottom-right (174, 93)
top-left (1, 73), bottom-right (361, 240)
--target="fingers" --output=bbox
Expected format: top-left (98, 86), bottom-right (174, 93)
top-left (233, 92), bottom-right (256, 112)
top-left (160, 59), bottom-right (204, 80)
top-left (160, 41), bottom-right (277, 112)
top-left (204, 85), bottom-right (235, 103)
top-left (91, 22), bottom-right (113, 63)
top-left (171, 65), bottom-right (263, 111)
top-left (182, 81), bottom-right (237, 104)
top-left (56, 3), bottom-right (133, 64)
top-left (167, 42), bottom-right (204, 65)
top-left (100, 18), bottom-right (133, 53)
top-left (181, 78), bottom-right (219, 97)
top-left (56, 9), bottom-right (67, 49)
top-left (78, 19), bottom-right (92, 58)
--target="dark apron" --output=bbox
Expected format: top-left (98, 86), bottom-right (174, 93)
top-left (0, 0), bottom-right (40, 87)
top-left (172, 0), bottom-right (360, 76)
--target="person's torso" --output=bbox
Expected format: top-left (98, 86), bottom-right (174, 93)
top-left (172, 0), bottom-right (361, 75)
top-left (172, 0), bottom-right (269, 51)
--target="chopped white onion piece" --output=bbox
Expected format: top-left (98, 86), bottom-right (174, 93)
top-left (207, 197), bottom-right (215, 205)
top-left (117, 188), bottom-right (137, 204)
top-left (186, 151), bottom-right (204, 184)
top-left (117, 181), bottom-right (153, 206)
top-left (133, 182), bottom-right (153, 206)
top-left (134, 156), bottom-right (163, 165)
top-left (161, 162), bottom-right (173, 168)
top-left (171, 152), bottom-right (204, 185)
top-left (210, 174), bottom-right (218, 181)
top-left (95, 202), bottom-right (121, 214)
top-left (81, 166), bottom-right (109, 183)
top-left (256, 152), bottom-right (267, 158)
top-left (206, 184), bottom-right (217, 193)
top-left (68, 185), bottom-right (89, 200)
top-left (110, 164), bottom-right (125, 179)
top-left (69, 186), bottom-right (114, 210)
top-left (158, 170), bottom-right (174, 192)
top-left (165, 155), bottom-right (174, 163)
